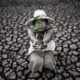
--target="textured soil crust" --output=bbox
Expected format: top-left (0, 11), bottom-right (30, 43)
top-left (0, 0), bottom-right (80, 80)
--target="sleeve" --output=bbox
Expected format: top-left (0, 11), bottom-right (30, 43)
top-left (27, 27), bottom-right (38, 43)
top-left (43, 26), bottom-right (54, 43)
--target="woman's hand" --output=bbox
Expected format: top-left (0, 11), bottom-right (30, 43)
top-left (35, 40), bottom-right (44, 45)
top-left (33, 40), bottom-right (47, 50)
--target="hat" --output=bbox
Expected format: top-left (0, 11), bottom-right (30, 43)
top-left (25, 10), bottom-right (55, 26)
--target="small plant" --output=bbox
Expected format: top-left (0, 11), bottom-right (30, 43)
top-left (31, 16), bottom-right (44, 32)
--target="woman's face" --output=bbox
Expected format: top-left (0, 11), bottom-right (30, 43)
top-left (35, 19), bottom-right (46, 31)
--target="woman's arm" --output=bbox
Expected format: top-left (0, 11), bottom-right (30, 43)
top-left (27, 27), bottom-right (38, 43)
top-left (43, 26), bottom-right (54, 43)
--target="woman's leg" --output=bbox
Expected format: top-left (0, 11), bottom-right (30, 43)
top-left (28, 52), bottom-right (44, 73)
top-left (44, 51), bottom-right (56, 71)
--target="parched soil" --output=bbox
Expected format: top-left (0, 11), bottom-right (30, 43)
top-left (0, 1), bottom-right (80, 80)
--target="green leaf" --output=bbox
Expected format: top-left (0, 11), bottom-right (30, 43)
top-left (31, 25), bottom-right (38, 32)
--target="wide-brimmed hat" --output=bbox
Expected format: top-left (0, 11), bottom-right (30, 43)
top-left (25, 10), bottom-right (55, 26)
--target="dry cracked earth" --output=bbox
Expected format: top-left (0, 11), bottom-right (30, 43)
top-left (0, 1), bottom-right (80, 80)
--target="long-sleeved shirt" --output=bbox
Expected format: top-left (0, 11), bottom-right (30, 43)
top-left (27, 25), bottom-right (54, 44)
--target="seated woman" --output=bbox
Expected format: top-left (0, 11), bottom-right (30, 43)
top-left (25, 10), bottom-right (56, 77)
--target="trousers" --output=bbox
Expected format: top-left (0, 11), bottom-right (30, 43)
top-left (28, 40), bottom-right (56, 73)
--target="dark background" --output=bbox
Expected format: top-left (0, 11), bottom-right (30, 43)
top-left (0, 0), bottom-right (80, 80)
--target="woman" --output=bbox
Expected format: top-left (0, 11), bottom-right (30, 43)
top-left (25, 10), bottom-right (56, 77)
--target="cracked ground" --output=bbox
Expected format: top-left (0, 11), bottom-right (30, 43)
top-left (0, 0), bottom-right (80, 80)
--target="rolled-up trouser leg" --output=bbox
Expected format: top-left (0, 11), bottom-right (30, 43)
top-left (28, 52), bottom-right (43, 73)
top-left (44, 51), bottom-right (56, 71)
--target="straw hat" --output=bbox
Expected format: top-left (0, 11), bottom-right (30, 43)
top-left (25, 10), bottom-right (55, 26)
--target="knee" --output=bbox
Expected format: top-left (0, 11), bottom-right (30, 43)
top-left (29, 53), bottom-right (43, 63)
